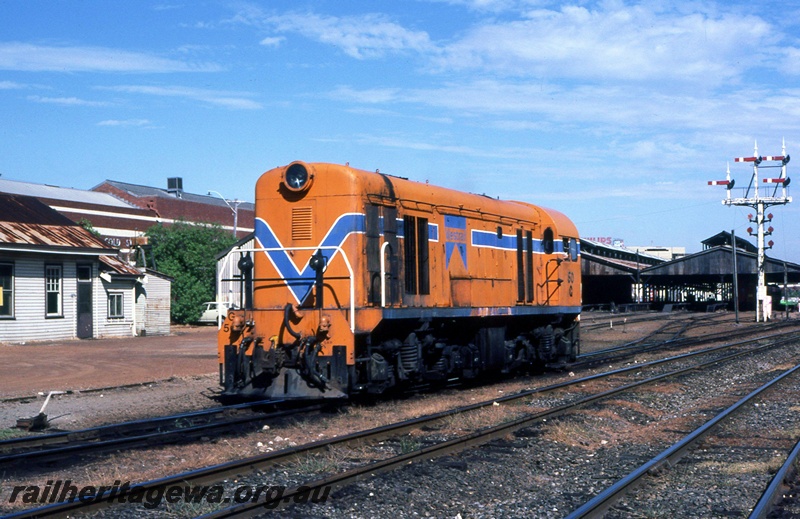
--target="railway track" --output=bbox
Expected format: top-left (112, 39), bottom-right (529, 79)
top-left (575, 316), bottom-right (799, 366)
top-left (7, 327), bottom-right (799, 518)
top-left (751, 437), bottom-right (800, 518)
top-left (198, 330), bottom-right (800, 518)
top-left (3, 314), bottom-right (771, 471)
top-left (578, 308), bottom-right (731, 333)
top-left (0, 316), bottom-right (724, 470)
top-left (566, 362), bottom-right (800, 518)
top-left (0, 399), bottom-right (330, 468)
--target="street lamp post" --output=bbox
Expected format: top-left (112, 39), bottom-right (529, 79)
top-left (207, 190), bottom-right (243, 237)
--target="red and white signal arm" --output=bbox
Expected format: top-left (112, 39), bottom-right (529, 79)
top-left (734, 155), bottom-right (785, 162)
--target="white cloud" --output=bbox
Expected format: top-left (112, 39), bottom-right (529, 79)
top-left (330, 85), bottom-right (402, 104)
top-left (97, 119), bottom-right (153, 127)
top-left (0, 42), bottom-right (222, 73)
top-left (153, 4), bottom-right (184, 11)
top-left (432, 0), bottom-right (520, 12)
top-left (0, 80), bottom-right (26, 89)
top-left (101, 84), bottom-right (262, 110)
top-left (354, 133), bottom-right (486, 156)
top-left (240, 3), bottom-right (796, 86)
top-left (781, 46), bottom-right (800, 75)
top-left (265, 12), bottom-right (434, 59)
top-left (328, 77), bottom-right (800, 139)
top-left (434, 4), bottom-right (783, 84)
top-left (259, 36), bottom-right (285, 48)
top-left (26, 95), bottom-right (110, 107)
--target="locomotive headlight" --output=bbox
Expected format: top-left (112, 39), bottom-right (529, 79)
top-left (283, 162), bottom-right (314, 192)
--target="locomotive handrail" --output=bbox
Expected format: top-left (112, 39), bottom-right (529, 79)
top-left (218, 245), bottom-right (356, 332)
top-left (540, 257), bottom-right (565, 305)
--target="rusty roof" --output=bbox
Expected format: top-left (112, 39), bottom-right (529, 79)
top-left (0, 194), bottom-right (117, 254)
top-left (99, 255), bottom-right (143, 276)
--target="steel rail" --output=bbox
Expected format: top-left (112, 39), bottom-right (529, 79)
top-left (579, 312), bottom-right (768, 357)
top-left (565, 363), bottom-right (800, 519)
top-left (580, 313), bottom-right (670, 331)
top-left (574, 320), bottom-right (799, 365)
top-left (578, 318), bottom-right (690, 357)
top-left (0, 404), bottom-right (326, 468)
top-left (1, 400), bottom-right (286, 451)
top-left (749, 437), bottom-right (800, 519)
top-left (0, 399), bottom-right (284, 455)
top-left (578, 310), bottom-right (727, 331)
top-left (7, 331), bottom-right (798, 518)
top-left (193, 335), bottom-right (800, 518)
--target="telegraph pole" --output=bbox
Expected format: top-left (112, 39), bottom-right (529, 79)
top-left (709, 141), bottom-right (792, 322)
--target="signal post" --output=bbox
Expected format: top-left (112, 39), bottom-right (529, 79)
top-left (709, 141), bottom-right (792, 322)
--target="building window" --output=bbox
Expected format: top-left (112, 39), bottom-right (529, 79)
top-left (77, 265), bottom-right (92, 282)
top-left (0, 263), bottom-right (13, 318)
top-left (45, 265), bottom-right (62, 317)
top-left (108, 292), bottom-right (124, 318)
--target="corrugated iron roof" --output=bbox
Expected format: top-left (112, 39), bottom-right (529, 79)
top-left (0, 178), bottom-right (135, 208)
top-left (97, 180), bottom-right (254, 210)
top-left (0, 193), bottom-right (76, 226)
top-left (99, 255), bottom-right (142, 276)
top-left (581, 238), bottom-right (665, 262)
top-left (0, 194), bottom-right (116, 253)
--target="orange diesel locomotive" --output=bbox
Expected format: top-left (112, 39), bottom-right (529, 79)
top-left (218, 162), bottom-right (581, 399)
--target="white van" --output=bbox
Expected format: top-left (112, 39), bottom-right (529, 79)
top-left (196, 302), bottom-right (233, 324)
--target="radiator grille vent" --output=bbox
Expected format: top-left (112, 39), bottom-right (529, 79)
top-left (292, 207), bottom-right (313, 241)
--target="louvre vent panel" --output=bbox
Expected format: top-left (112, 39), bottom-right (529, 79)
top-left (292, 207), bottom-right (313, 241)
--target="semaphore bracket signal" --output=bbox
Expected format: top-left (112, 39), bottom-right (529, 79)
top-left (708, 140), bottom-right (792, 322)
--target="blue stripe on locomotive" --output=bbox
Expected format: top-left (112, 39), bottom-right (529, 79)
top-left (254, 212), bottom-right (574, 304)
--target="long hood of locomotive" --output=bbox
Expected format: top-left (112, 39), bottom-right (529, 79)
top-left (251, 162), bottom-right (581, 337)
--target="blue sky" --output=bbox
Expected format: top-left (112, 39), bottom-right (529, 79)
top-left (2, 1), bottom-right (800, 261)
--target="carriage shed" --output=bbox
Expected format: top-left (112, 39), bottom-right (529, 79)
top-left (582, 231), bottom-right (800, 312)
top-left (0, 194), bottom-right (171, 343)
top-left (638, 232), bottom-right (800, 312)
top-left (580, 239), bottom-right (665, 310)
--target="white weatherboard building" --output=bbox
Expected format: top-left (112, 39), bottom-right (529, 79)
top-left (0, 194), bottom-right (170, 343)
